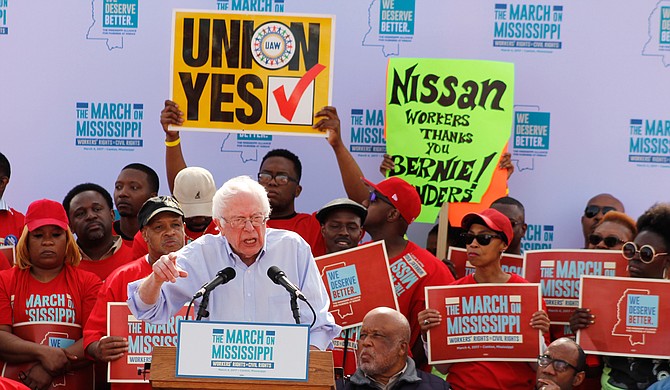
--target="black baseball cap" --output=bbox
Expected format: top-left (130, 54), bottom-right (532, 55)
top-left (138, 196), bottom-right (184, 229)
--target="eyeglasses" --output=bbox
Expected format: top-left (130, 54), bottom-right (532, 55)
top-left (461, 233), bottom-right (502, 246)
top-left (588, 234), bottom-right (625, 248)
top-left (368, 191), bottom-right (394, 207)
top-left (584, 205), bottom-right (616, 219)
top-left (257, 172), bottom-right (298, 186)
top-left (622, 242), bottom-right (668, 264)
top-left (222, 214), bottom-right (268, 229)
top-left (537, 355), bottom-right (579, 373)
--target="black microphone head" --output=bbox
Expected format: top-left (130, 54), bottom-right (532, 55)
top-left (219, 267), bottom-right (236, 281)
top-left (267, 265), bottom-right (284, 284)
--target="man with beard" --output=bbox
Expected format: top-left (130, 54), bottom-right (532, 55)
top-left (113, 163), bottom-right (159, 248)
top-left (63, 183), bottom-right (134, 281)
top-left (337, 307), bottom-right (449, 389)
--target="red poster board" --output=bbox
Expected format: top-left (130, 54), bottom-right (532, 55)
top-left (315, 241), bottom-right (398, 329)
top-left (577, 275), bottom-right (670, 359)
top-left (524, 249), bottom-right (627, 324)
top-left (107, 303), bottom-right (193, 383)
top-left (1, 322), bottom-right (94, 388)
top-left (425, 283), bottom-right (542, 364)
top-left (448, 247), bottom-right (524, 279)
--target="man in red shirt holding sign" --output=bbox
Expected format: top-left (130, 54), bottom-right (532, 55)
top-left (361, 176), bottom-right (455, 370)
top-left (83, 196), bottom-right (185, 390)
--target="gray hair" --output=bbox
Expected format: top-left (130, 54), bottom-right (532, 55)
top-left (212, 176), bottom-right (271, 220)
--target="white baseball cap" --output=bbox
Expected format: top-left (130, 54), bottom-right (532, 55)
top-left (173, 167), bottom-right (216, 218)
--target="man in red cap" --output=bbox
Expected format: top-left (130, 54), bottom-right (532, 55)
top-left (361, 176), bottom-right (454, 370)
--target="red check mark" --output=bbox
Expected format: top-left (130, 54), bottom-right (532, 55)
top-left (273, 63), bottom-right (326, 122)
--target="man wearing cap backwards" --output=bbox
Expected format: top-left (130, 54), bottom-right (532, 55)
top-left (160, 101), bottom-right (369, 258)
top-left (83, 196), bottom-right (185, 390)
top-left (128, 176), bottom-right (340, 350)
top-left (173, 167), bottom-right (219, 242)
top-left (361, 176), bottom-right (455, 370)
top-left (418, 208), bottom-right (550, 390)
top-left (63, 183), bottom-right (135, 281)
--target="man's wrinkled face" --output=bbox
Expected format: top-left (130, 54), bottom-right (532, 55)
top-left (356, 313), bottom-right (405, 378)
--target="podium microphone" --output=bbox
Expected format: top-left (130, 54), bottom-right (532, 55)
top-left (267, 266), bottom-right (307, 301)
top-left (193, 267), bottom-right (236, 299)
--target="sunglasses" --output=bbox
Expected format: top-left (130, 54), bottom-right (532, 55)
top-left (622, 242), bottom-right (668, 264)
top-left (537, 355), bottom-right (579, 373)
top-left (584, 205), bottom-right (616, 219)
top-left (368, 191), bottom-right (394, 207)
top-left (461, 233), bottom-right (502, 246)
top-left (588, 234), bottom-right (625, 248)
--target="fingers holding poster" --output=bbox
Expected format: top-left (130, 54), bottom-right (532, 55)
top-left (171, 10), bottom-right (333, 135)
top-left (425, 283), bottom-right (541, 364)
top-left (385, 59), bottom-right (514, 223)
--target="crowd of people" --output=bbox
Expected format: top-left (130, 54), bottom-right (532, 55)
top-left (0, 102), bottom-right (668, 390)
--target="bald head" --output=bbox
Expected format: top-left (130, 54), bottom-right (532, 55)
top-left (536, 337), bottom-right (585, 390)
top-left (364, 307), bottom-right (410, 343)
top-left (581, 193), bottom-right (625, 248)
top-left (357, 307), bottom-right (410, 384)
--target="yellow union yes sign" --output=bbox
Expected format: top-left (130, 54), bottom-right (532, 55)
top-left (171, 10), bottom-right (333, 136)
top-left (385, 58), bottom-right (514, 223)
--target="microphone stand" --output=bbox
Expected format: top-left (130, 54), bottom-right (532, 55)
top-left (290, 292), bottom-right (301, 324)
top-left (196, 290), bottom-right (211, 321)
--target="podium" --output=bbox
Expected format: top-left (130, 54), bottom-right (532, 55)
top-left (150, 346), bottom-right (336, 389)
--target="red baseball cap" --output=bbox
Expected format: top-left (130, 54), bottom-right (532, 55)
top-left (25, 199), bottom-right (69, 232)
top-left (362, 177), bottom-right (421, 224)
top-left (461, 208), bottom-right (513, 245)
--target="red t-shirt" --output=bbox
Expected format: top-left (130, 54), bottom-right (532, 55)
top-left (446, 273), bottom-right (547, 390)
top-left (0, 265), bottom-right (101, 389)
top-left (112, 221), bottom-right (135, 249)
top-left (0, 208), bottom-right (25, 245)
top-left (0, 264), bottom-right (101, 326)
top-left (78, 243), bottom-right (135, 282)
top-left (0, 252), bottom-right (9, 270)
top-left (83, 256), bottom-right (154, 390)
top-left (267, 212), bottom-right (326, 257)
top-left (389, 241), bottom-right (455, 348)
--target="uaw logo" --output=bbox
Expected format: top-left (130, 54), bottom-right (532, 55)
top-left (521, 224), bottom-right (553, 252)
top-left (217, 0), bottom-right (285, 12)
top-left (252, 22), bottom-right (295, 69)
